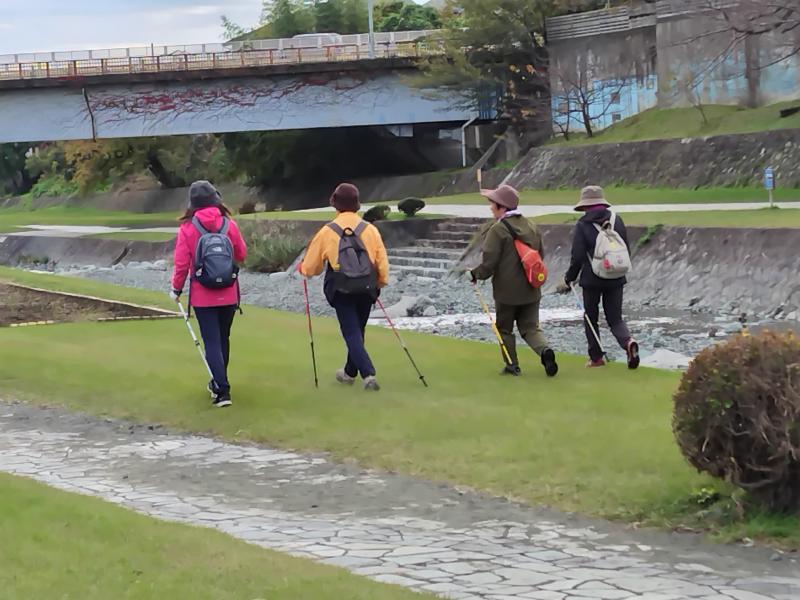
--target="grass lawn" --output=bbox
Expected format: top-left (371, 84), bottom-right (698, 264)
top-left (0, 206), bottom-right (176, 233)
top-left (424, 186), bottom-right (800, 207)
top-left (239, 211), bottom-right (444, 221)
top-left (1, 268), bottom-right (796, 547)
top-left (0, 473), bottom-right (429, 600)
top-left (551, 100), bottom-right (800, 146)
top-left (87, 231), bottom-right (176, 242)
top-left (535, 207), bottom-right (800, 228)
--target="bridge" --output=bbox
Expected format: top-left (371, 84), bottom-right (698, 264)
top-left (0, 31), bottom-right (493, 145)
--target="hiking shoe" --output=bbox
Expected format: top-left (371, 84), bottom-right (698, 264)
top-left (501, 364), bottom-right (522, 376)
top-left (586, 358), bottom-right (606, 368)
top-left (336, 369), bottom-right (356, 385)
top-left (213, 393), bottom-right (232, 408)
top-left (626, 340), bottom-right (640, 370)
top-left (363, 376), bottom-right (381, 391)
top-left (207, 380), bottom-right (219, 400)
top-left (541, 348), bottom-right (559, 377)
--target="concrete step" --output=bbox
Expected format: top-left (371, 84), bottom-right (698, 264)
top-left (393, 264), bottom-right (450, 279)
top-left (429, 231), bottom-right (476, 242)
top-left (388, 255), bottom-right (456, 270)
top-left (437, 222), bottom-right (483, 234)
top-left (415, 238), bottom-right (471, 250)
top-left (390, 247), bottom-right (464, 260)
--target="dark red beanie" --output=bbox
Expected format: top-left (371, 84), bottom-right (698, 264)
top-left (330, 183), bottom-right (360, 213)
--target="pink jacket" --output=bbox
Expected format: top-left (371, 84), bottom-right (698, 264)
top-left (171, 207), bottom-right (247, 307)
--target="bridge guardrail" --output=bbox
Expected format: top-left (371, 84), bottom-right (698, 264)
top-left (0, 41), bottom-right (444, 83)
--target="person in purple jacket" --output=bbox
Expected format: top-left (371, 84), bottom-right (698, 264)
top-left (557, 186), bottom-right (640, 369)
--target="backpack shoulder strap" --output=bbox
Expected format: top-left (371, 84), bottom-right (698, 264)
top-left (327, 222), bottom-right (345, 237)
top-left (192, 216), bottom-right (209, 235)
top-left (218, 217), bottom-right (229, 235)
top-left (353, 220), bottom-right (368, 236)
top-left (500, 218), bottom-right (518, 240)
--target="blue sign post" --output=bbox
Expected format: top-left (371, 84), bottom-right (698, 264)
top-left (764, 167), bottom-right (775, 208)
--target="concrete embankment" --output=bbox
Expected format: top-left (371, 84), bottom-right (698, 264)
top-left (2, 221), bottom-right (798, 320)
top-left (458, 224), bottom-right (800, 319)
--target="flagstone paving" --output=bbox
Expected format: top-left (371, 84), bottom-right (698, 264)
top-left (1, 401), bottom-right (798, 600)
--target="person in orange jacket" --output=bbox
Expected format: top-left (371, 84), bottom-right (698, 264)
top-left (299, 183), bottom-right (389, 391)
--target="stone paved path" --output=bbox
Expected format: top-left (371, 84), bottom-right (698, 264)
top-left (1, 401), bottom-right (798, 600)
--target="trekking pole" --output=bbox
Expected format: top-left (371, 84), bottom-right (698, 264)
top-left (302, 278), bottom-right (319, 389)
top-left (569, 283), bottom-right (607, 360)
top-left (376, 298), bottom-right (428, 387)
top-left (176, 298), bottom-right (214, 380)
top-left (472, 282), bottom-right (514, 366)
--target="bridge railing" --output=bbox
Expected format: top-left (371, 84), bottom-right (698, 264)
top-left (0, 39), bottom-right (445, 82)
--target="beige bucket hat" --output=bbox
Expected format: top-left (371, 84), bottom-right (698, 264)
top-left (574, 185), bottom-right (611, 211)
top-left (481, 184), bottom-right (520, 210)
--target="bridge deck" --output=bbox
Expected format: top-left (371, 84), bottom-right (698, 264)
top-left (0, 42), bottom-right (443, 87)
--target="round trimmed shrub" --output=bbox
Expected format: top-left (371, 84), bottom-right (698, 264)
top-left (398, 197), bottom-right (426, 217)
top-left (363, 205), bottom-right (391, 223)
top-left (672, 330), bottom-right (800, 513)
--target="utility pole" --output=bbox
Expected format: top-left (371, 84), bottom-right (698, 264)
top-left (367, 0), bottom-right (375, 58)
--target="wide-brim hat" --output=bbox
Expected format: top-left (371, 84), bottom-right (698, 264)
top-left (574, 185), bottom-right (611, 211)
top-left (481, 184), bottom-right (519, 210)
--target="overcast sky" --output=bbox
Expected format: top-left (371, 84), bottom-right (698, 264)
top-left (0, 1), bottom-right (265, 55)
top-left (0, 1), bottom-right (430, 56)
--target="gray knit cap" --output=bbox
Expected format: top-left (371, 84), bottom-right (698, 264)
top-left (188, 180), bottom-right (222, 209)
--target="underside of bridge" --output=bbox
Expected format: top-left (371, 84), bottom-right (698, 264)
top-left (0, 60), bottom-right (487, 148)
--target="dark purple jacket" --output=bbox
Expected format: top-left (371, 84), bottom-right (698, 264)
top-left (565, 208), bottom-right (629, 289)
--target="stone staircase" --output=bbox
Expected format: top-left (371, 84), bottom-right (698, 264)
top-left (389, 219), bottom-right (485, 280)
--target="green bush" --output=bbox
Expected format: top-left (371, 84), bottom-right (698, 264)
top-left (363, 205), bottom-right (391, 223)
top-left (240, 223), bottom-right (306, 273)
top-left (673, 330), bottom-right (800, 513)
top-left (239, 201), bottom-right (257, 215)
top-left (29, 174), bottom-right (79, 199)
top-left (398, 197), bottom-right (426, 217)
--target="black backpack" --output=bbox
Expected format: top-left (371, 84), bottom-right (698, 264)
top-left (192, 216), bottom-right (238, 289)
top-left (325, 221), bottom-right (378, 298)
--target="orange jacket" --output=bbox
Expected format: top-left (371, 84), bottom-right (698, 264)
top-left (300, 212), bottom-right (389, 287)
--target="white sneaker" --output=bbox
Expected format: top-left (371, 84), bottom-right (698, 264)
top-left (335, 369), bottom-right (356, 385)
top-left (363, 376), bottom-right (381, 391)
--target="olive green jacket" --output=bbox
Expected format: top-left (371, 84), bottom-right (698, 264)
top-left (471, 215), bottom-right (543, 306)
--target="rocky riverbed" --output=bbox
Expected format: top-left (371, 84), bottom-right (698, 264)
top-left (42, 259), bottom-right (799, 370)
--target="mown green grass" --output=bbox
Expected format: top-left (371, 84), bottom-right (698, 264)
top-left (87, 231), bottom-right (176, 242)
top-left (534, 207), bottom-right (800, 228)
top-left (425, 187), bottom-right (800, 207)
top-left (551, 100), bottom-right (800, 146)
top-left (0, 206), bottom-right (176, 233)
top-left (1, 268), bottom-right (797, 547)
top-left (239, 211), bottom-right (443, 221)
top-left (0, 473), bottom-right (431, 600)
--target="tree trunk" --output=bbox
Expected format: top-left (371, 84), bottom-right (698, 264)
top-left (581, 107), bottom-right (594, 138)
top-left (146, 150), bottom-right (185, 189)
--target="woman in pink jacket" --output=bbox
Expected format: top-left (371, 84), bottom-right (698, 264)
top-left (170, 181), bottom-right (247, 408)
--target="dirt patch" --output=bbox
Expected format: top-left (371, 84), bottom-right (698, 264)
top-left (0, 283), bottom-right (175, 326)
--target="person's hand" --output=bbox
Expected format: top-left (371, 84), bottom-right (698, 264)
top-left (555, 279), bottom-right (572, 295)
top-left (169, 289), bottom-right (181, 302)
top-left (296, 261), bottom-right (304, 275)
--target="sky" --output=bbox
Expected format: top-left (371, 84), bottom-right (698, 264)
top-left (0, 0), bottom-right (424, 56)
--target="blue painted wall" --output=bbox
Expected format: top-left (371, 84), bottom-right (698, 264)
top-left (552, 75), bottom-right (658, 133)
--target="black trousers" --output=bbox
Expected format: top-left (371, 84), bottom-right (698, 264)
top-left (194, 305), bottom-right (237, 393)
top-left (582, 286), bottom-right (631, 362)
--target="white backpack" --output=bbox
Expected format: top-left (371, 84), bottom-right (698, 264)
top-left (589, 212), bottom-right (631, 279)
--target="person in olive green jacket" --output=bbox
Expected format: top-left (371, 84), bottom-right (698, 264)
top-left (470, 185), bottom-right (559, 377)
